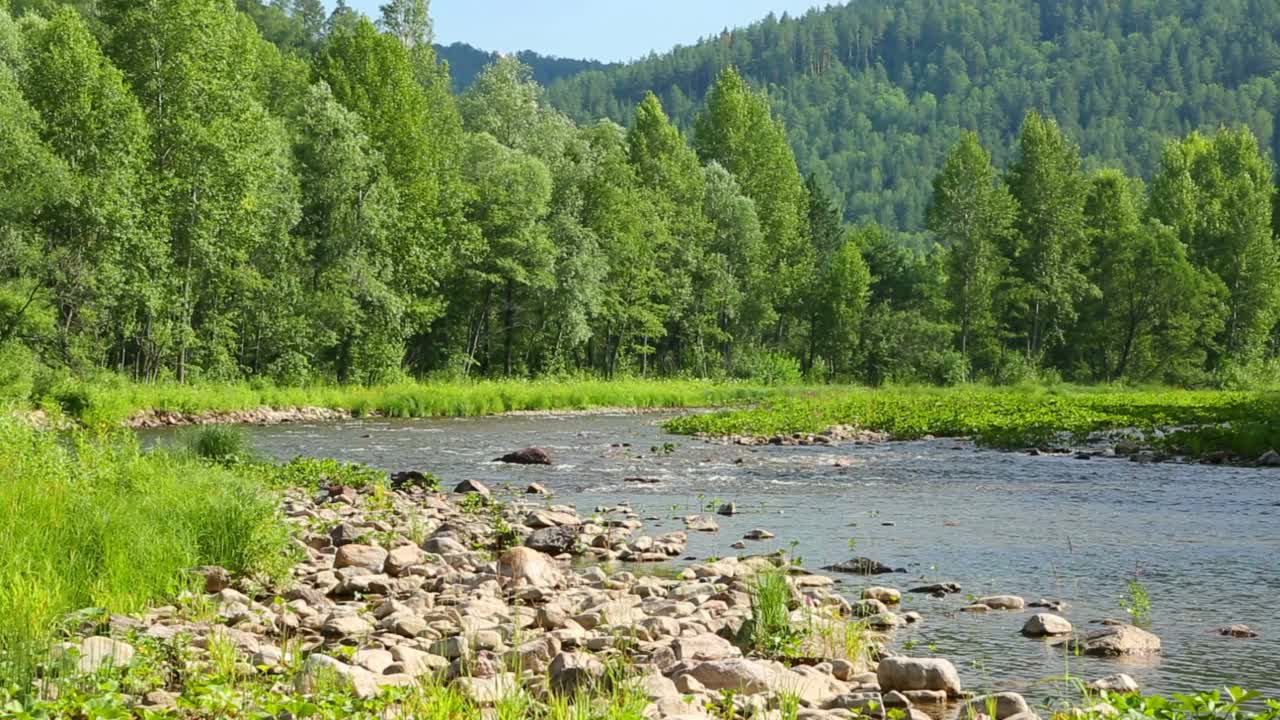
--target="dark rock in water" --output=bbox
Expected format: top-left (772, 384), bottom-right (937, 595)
top-left (1029, 599), bottom-right (1067, 612)
top-left (1218, 624), bottom-right (1259, 638)
top-left (526, 526), bottom-right (579, 556)
top-left (1075, 452), bottom-right (1093, 460)
top-left (908, 582), bottom-right (962, 595)
top-left (823, 557), bottom-right (901, 575)
top-left (624, 477), bottom-right (661, 484)
top-left (716, 502), bottom-right (738, 516)
top-left (496, 447), bottom-right (553, 465)
top-left (390, 470), bottom-right (437, 490)
top-left (454, 479), bottom-right (491, 496)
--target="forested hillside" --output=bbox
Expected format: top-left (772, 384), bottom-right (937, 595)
top-left (546, 0), bottom-right (1280, 231)
top-left (436, 42), bottom-right (617, 93)
top-left (0, 0), bottom-right (1277, 394)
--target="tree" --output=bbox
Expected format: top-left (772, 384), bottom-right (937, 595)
top-left (378, 0), bottom-right (432, 49)
top-left (19, 8), bottom-right (161, 371)
top-left (695, 67), bottom-right (812, 345)
top-left (927, 132), bottom-right (1015, 374)
top-left (1149, 128), bottom-right (1279, 369)
top-left (1004, 111), bottom-right (1092, 363)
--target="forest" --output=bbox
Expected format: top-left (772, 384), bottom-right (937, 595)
top-left (0, 0), bottom-right (1277, 394)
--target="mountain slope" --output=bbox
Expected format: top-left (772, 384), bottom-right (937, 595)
top-left (436, 42), bottom-right (616, 92)
top-left (545, 0), bottom-right (1280, 230)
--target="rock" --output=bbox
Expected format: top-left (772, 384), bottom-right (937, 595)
top-left (978, 595), bottom-right (1026, 610)
top-left (526, 525), bottom-right (580, 555)
top-left (882, 691), bottom-right (911, 708)
top-left (1022, 613), bottom-right (1073, 637)
top-left (77, 637), bottom-right (135, 673)
top-left (497, 547), bottom-right (563, 588)
top-left (744, 529), bottom-right (776, 540)
top-left (525, 482), bottom-right (551, 495)
top-left (321, 614), bottom-right (373, 640)
top-left (683, 515), bottom-right (720, 532)
top-left (525, 509), bottom-right (579, 529)
top-left (852, 599), bottom-right (890, 618)
top-left (390, 646), bottom-right (448, 676)
top-left (1073, 625), bottom-right (1161, 657)
top-left (195, 565), bottom-right (231, 593)
top-left (495, 448), bottom-right (552, 465)
top-left (673, 633), bottom-right (739, 662)
top-left (453, 479), bottom-right (491, 496)
top-left (824, 692), bottom-right (885, 715)
top-left (335, 544), bottom-right (389, 573)
top-left (823, 557), bottom-right (899, 575)
top-left (1088, 674), bottom-right (1140, 693)
top-left (454, 674), bottom-right (518, 705)
top-left (548, 651), bottom-right (605, 694)
top-left (296, 655), bottom-right (379, 699)
top-left (862, 587), bottom-right (902, 604)
top-left (1218, 624), bottom-right (1259, 638)
top-left (963, 693), bottom-right (1031, 720)
top-left (389, 470), bottom-right (437, 490)
top-left (384, 545), bottom-right (425, 576)
top-left (328, 522), bottom-right (362, 547)
top-left (730, 541), bottom-right (747, 550)
top-left (1257, 450), bottom-right (1280, 467)
top-left (908, 582), bottom-right (961, 595)
top-left (876, 657), bottom-right (962, 697)
top-left (686, 658), bottom-right (774, 694)
top-left (142, 690), bottom-right (179, 708)
top-left (353, 648), bottom-right (394, 674)
top-left (902, 690), bottom-right (948, 705)
top-left (717, 502), bottom-right (738, 516)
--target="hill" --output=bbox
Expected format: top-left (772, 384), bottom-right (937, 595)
top-left (435, 42), bottom-right (616, 92)
top-left (544, 0), bottom-right (1280, 230)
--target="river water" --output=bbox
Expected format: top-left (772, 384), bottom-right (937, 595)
top-left (145, 412), bottom-right (1280, 701)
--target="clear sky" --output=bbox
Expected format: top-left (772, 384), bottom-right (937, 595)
top-left (343, 1), bottom-right (826, 62)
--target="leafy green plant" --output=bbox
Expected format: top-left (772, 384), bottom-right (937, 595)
top-left (740, 570), bottom-right (803, 658)
top-left (1122, 577), bottom-right (1153, 627)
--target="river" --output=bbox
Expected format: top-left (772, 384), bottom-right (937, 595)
top-left (144, 412), bottom-right (1280, 701)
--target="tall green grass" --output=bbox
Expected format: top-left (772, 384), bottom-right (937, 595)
top-left (37, 376), bottom-right (800, 427)
top-left (0, 421), bottom-right (293, 688)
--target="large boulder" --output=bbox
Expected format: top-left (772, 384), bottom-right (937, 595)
top-left (453, 479), bottom-right (491, 496)
top-left (978, 595), bottom-right (1026, 610)
top-left (876, 657), bottom-right (962, 697)
top-left (1088, 674), bottom-right (1140, 693)
top-left (1022, 614), bottom-right (1073, 637)
top-left (334, 544), bottom-right (388, 573)
top-left (548, 651), bottom-right (605, 694)
top-left (686, 658), bottom-right (774, 694)
top-left (495, 448), bottom-right (552, 465)
top-left (526, 525), bottom-right (580, 555)
top-left (672, 633), bottom-right (739, 662)
top-left (683, 515), bottom-right (720, 532)
top-left (962, 693), bottom-right (1031, 720)
top-left (497, 547), bottom-right (563, 588)
top-left (823, 557), bottom-right (900, 575)
top-left (76, 637), bottom-right (135, 673)
top-left (863, 586), bottom-right (902, 604)
top-left (1073, 625), bottom-right (1161, 657)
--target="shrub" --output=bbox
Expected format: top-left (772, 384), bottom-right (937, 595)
top-left (182, 425), bottom-right (253, 464)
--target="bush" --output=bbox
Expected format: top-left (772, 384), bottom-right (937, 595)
top-left (0, 422), bottom-right (293, 688)
top-left (182, 425), bottom-right (253, 464)
top-left (737, 351), bottom-right (803, 386)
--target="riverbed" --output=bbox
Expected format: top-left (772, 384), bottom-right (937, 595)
top-left (144, 412), bottom-right (1280, 700)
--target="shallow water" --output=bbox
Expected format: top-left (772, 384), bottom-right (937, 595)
top-left (144, 413), bottom-right (1280, 700)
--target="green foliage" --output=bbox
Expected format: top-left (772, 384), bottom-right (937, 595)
top-left (1122, 577), bottom-right (1153, 627)
top-left (1084, 688), bottom-right (1280, 720)
top-left (180, 425), bottom-right (254, 465)
top-left (740, 570), bottom-right (803, 658)
top-left (0, 421), bottom-right (292, 687)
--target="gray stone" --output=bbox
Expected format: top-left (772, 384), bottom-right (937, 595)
top-left (962, 693), bottom-right (1031, 720)
top-left (334, 544), bottom-right (388, 573)
top-left (876, 657), bottom-right (962, 697)
top-left (1022, 613), bottom-right (1073, 637)
top-left (77, 637), bottom-right (135, 673)
top-left (1072, 625), bottom-right (1161, 657)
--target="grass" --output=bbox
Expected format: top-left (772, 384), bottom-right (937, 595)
top-left (740, 570), bottom-right (802, 658)
top-left (666, 384), bottom-right (1280, 455)
top-left (29, 375), bottom-right (803, 427)
top-left (0, 421), bottom-right (294, 689)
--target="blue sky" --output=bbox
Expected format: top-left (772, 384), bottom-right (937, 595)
top-left (343, 1), bottom-right (825, 62)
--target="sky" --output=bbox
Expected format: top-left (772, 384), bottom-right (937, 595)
top-left (344, 1), bottom-right (826, 62)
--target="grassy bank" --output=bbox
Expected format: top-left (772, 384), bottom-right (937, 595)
top-left (30, 377), bottom-right (801, 427)
top-left (665, 385), bottom-right (1280, 454)
top-left (0, 422), bottom-right (294, 688)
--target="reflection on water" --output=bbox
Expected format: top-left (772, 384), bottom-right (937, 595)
top-left (143, 413), bottom-right (1280, 698)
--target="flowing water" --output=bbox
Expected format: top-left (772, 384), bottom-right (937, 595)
top-left (145, 412), bottom-right (1280, 700)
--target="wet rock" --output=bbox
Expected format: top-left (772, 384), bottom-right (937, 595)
top-left (876, 657), bottom-right (962, 697)
top-left (717, 502), bottom-right (738, 516)
top-left (497, 547), bottom-right (563, 588)
top-left (978, 595), bottom-right (1026, 610)
top-left (908, 582), bottom-right (962, 595)
top-left (862, 586), bottom-right (902, 604)
top-left (1022, 614), bottom-right (1073, 637)
top-left (389, 470), bottom-right (437, 490)
top-left (852, 599), bottom-right (890, 618)
top-left (1088, 673), bottom-right (1140, 693)
top-left (1029, 599), bottom-right (1067, 612)
top-left (1072, 625), bottom-right (1161, 657)
top-left (730, 541), bottom-right (747, 549)
top-left (823, 557), bottom-right (900, 575)
top-left (1258, 450), bottom-right (1280, 467)
top-left (495, 448), bottom-right (552, 466)
top-left (683, 515), bottom-right (720, 532)
top-left (962, 692), bottom-right (1031, 720)
top-left (453, 479), bottom-right (491, 496)
top-left (624, 477), bottom-right (662, 484)
top-left (526, 525), bottom-right (580, 556)
top-left (743, 529), bottom-right (776, 540)
top-left (334, 544), bottom-right (388, 573)
top-left (76, 637), bottom-right (135, 673)
top-left (525, 482), bottom-right (551, 495)
top-left (902, 690), bottom-right (948, 705)
top-left (1218, 624), bottom-right (1259, 638)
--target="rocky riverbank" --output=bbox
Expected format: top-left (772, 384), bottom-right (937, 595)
top-left (22, 458), bottom-right (1189, 720)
